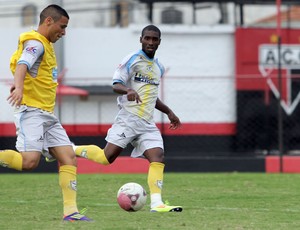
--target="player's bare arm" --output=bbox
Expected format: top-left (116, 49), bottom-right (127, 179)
top-left (7, 64), bottom-right (27, 107)
top-left (112, 83), bottom-right (142, 103)
top-left (155, 98), bottom-right (181, 129)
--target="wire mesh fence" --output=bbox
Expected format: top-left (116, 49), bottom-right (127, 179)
top-left (2, 73), bottom-right (300, 157)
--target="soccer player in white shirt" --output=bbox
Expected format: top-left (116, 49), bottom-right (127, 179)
top-left (74, 25), bottom-right (182, 212)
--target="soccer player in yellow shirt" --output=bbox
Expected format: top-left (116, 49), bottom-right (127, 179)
top-left (0, 4), bottom-right (92, 222)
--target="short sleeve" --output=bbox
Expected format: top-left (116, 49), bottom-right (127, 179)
top-left (17, 40), bottom-right (44, 70)
top-left (112, 52), bottom-right (136, 85)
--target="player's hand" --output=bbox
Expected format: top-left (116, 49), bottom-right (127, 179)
top-left (7, 86), bottom-right (23, 107)
top-left (10, 84), bottom-right (16, 93)
top-left (127, 88), bottom-right (142, 103)
top-left (168, 111), bottom-right (181, 130)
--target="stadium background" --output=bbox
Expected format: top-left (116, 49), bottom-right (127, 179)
top-left (0, 0), bottom-right (300, 173)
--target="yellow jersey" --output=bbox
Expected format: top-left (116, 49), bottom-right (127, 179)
top-left (10, 30), bottom-right (58, 112)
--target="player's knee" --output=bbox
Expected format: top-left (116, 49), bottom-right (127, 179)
top-left (145, 150), bottom-right (164, 163)
top-left (21, 152), bottom-right (41, 170)
top-left (22, 159), bottom-right (39, 171)
top-left (155, 153), bottom-right (164, 163)
top-left (157, 151), bottom-right (164, 160)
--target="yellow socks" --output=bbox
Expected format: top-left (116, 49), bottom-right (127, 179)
top-left (148, 162), bottom-right (164, 193)
top-left (59, 165), bottom-right (78, 216)
top-left (0, 150), bottom-right (22, 171)
top-left (74, 145), bottom-right (110, 165)
top-left (148, 162), bottom-right (165, 208)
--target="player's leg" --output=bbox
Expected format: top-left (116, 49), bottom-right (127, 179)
top-left (104, 142), bottom-right (123, 163)
top-left (137, 121), bottom-right (183, 213)
top-left (0, 149), bottom-right (22, 170)
top-left (0, 150), bottom-right (40, 171)
top-left (50, 146), bottom-right (78, 215)
top-left (74, 114), bottom-right (130, 164)
top-left (73, 144), bottom-right (110, 165)
top-left (144, 148), bottom-right (165, 207)
top-left (46, 115), bottom-right (92, 222)
top-left (73, 142), bottom-right (123, 164)
top-left (144, 148), bottom-right (183, 212)
top-left (132, 125), bottom-right (166, 210)
top-left (132, 115), bottom-right (181, 211)
top-left (50, 145), bottom-right (92, 222)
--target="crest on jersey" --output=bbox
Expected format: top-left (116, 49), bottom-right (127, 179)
top-left (146, 65), bottom-right (153, 72)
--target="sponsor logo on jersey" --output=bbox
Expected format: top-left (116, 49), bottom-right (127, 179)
top-left (25, 46), bottom-right (37, 54)
top-left (134, 72), bottom-right (159, 85)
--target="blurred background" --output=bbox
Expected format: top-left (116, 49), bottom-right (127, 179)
top-left (1, 0), bottom-right (300, 172)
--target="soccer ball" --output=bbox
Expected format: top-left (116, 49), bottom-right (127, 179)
top-left (117, 182), bottom-right (147, 212)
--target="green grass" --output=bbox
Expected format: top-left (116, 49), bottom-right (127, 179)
top-left (1, 173), bottom-right (300, 230)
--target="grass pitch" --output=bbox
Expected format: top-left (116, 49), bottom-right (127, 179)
top-left (0, 172), bottom-right (300, 230)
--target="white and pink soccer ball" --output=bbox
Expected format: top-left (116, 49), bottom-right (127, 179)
top-left (117, 182), bottom-right (147, 212)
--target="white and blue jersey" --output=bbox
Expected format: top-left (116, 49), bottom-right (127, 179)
top-left (113, 49), bottom-right (165, 122)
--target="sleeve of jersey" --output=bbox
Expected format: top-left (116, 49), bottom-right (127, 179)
top-left (156, 59), bottom-right (165, 77)
top-left (112, 52), bottom-right (135, 85)
top-left (17, 40), bottom-right (44, 70)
